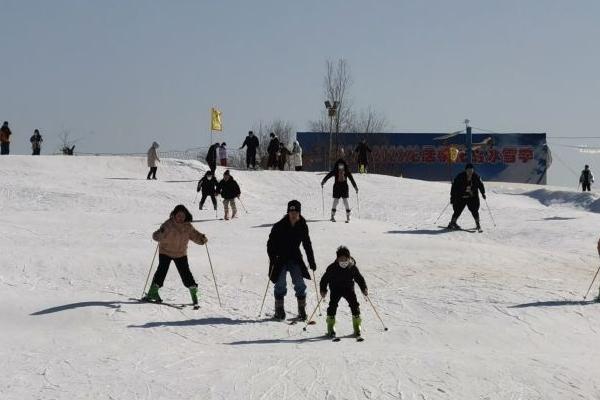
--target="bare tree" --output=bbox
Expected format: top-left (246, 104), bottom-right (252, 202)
top-left (57, 129), bottom-right (77, 155)
top-left (350, 106), bottom-right (389, 134)
top-left (251, 119), bottom-right (295, 167)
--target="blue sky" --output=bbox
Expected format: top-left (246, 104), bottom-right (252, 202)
top-left (1, 0), bottom-right (600, 186)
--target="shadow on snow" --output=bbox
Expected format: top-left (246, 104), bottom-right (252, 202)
top-left (509, 300), bottom-right (597, 308)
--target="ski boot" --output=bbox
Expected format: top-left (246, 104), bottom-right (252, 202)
top-left (297, 297), bottom-right (307, 321)
top-left (352, 315), bottom-right (362, 337)
top-left (144, 283), bottom-right (162, 303)
top-left (189, 286), bottom-right (199, 306)
top-left (232, 209), bottom-right (237, 219)
top-left (475, 219), bottom-right (482, 231)
top-left (330, 209), bottom-right (336, 222)
top-left (346, 210), bottom-right (351, 223)
top-left (447, 218), bottom-right (460, 230)
top-left (274, 298), bottom-right (286, 320)
top-left (224, 209), bottom-right (229, 220)
top-left (326, 315), bottom-right (336, 337)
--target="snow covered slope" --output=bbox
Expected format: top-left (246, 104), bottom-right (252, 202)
top-left (1, 155), bottom-right (600, 400)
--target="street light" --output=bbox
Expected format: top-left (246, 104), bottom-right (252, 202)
top-left (325, 100), bottom-right (339, 170)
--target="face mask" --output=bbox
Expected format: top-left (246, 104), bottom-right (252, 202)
top-left (338, 165), bottom-right (344, 170)
top-left (338, 260), bottom-right (350, 268)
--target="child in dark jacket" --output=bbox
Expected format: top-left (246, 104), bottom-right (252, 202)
top-left (320, 246), bottom-right (368, 338)
top-left (197, 171), bottom-right (219, 211)
top-left (216, 170), bottom-right (241, 220)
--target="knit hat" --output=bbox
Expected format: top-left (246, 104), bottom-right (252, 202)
top-left (287, 200), bottom-right (301, 213)
top-left (336, 246), bottom-right (350, 258)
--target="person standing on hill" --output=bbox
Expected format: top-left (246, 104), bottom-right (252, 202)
top-left (240, 131), bottom-right (259, 169)
top-left (205, 143), bottom-right (219, 174)
top-left (219, 143), bottom-right (228, 167)
top-left (0, 121), bottom-right (12, 155)
top-left (216, 170), bottom-right (241, 220)
top-left (30, 129), bottom-right (43, 155)
top-left (266, 200), bottom-right (317, 321)
top-left (321, 158), bottom-right (358, 223)
top-left (580, 165), bottom-right (594, 192)
top-left (267, 132), bottom-right (280, 170)
top-left (197, 171), bottom-right (219, 211)
top-left (447, 163), bottom-right (486, 231)
top-left (292, 140), bottom-right (303, 171)
top-left (355, 138), bottom-right (372, 174)
top-left (144, 205), bottom-right (208, 307)
top-left (147, 142), bottom-right (160, 180)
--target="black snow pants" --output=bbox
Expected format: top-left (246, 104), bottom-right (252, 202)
top-left (200, 193), bottom-right (217, 210)
top-left (327, 287), bottom-right (360, 317)
top-left (451, 197), bottom-right (480, 222)
top-left (151, 254), bottom-right (197, 288)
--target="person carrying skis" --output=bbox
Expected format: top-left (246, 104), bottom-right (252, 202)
top-left (218, 143), bottom-right (228, 167)
top-left (146, 141), bottom-right (160, 180)
top-left (580, 165), bottom-right (594, 192)
top-left (144, 205), bottom-right (207, 306)
top-left (321, 158), bottom-right (358, 223)
top-left (197, 171), bottom-right (218, 211)
top-left (447, 163), bottom-right (486, 231)
top-left (240, 131), bottom-right (259, 169)
top-left (267, 132), bottom-right (280, 170)
top-left (355, 138), bottom-right (372, 173)
top-left (216, 169), bottom-right (241, 220)
top-left (205, 143), bottom-right (219, 174)
top-left (320, 246), bottom-right (368, 339)
top-left (30, 129), bottom-right (43, 155)
top-left (0, 121), bottom-right (12, 155)
top-left (267, 200), bottom-right (317, 321)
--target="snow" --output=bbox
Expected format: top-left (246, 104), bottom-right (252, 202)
top-left (1, 155), bottom-right (600, 399)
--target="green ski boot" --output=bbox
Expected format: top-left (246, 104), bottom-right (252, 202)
top-left (326, 315), bottom-right (336, 337)
top-left (352, 315), bottom-right (362, 337)
top-left (189, 286), bottom-right (199, 306)
top-left (145, 283), bottom-right (162, 303)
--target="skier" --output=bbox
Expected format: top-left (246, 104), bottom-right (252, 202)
top-left (580, 165), bottom-right (594, 192)
top-left (196, 171), bottom-right (218, 211)
top-left (292, 140), bottom-right (303, 171)
top-left (144, 204), bottom-right (208, 306)
top-left (355, 138), bottom-right (372, 173)
top-left (266, 200), bottom-right (317, 320)
top-left (205, 143), bottom-right (219, 174)
top-left (320, 246), bottom-right (368, 339)
top-left (219, 143), bottom-right (228, 167)
top-left (0, 121), bottom-right (12, 155)
top-left (240, 131), bottom-right (259, 169)
top-left (267, 132), bottom-right (280, 170)
top-left (321, 158), bottom-right (358, 223)
top-left (447, 163), bottom-right (486, 231)
top-left (216, 170), bottom-right (241, 220)
top-left (30, 129), bottom-right (43, 155)
top-left (146, 142), bottom-right (160, 180)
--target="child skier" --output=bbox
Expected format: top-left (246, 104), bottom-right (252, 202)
top-left (217, 170), bottom-right (241, 220)
top-left (144, 205), bottom-right (208, 306)
top-left (319, 246), bottom-right (368, 339)
top-left (321, 158), bottom-right (358, 223)
top-left (197, 171), bottom-right (218, 211)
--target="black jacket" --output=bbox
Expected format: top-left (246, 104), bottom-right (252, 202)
top-left (217, 178), bottom-right (241, 199)
top-left (322, 159), bottom-right (358, 198)
top-left (241, 136), bottom-right (259, 152)
top-left (205, 144), bottom-right (219, 164)
top-left (197, 175), bottom-right (218, 195)
top-left (267, 137), bottom-right (280, 155)
top-left (451, 171), bottom-right (485, 202)
top-left (320, 258), bottom-right (367, 293)
top-left (355, 143), bottom-right (372, 163)
top-left (267, 215), bottom-right (316, 283)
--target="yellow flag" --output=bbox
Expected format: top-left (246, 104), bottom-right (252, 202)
top-left (211, 108), bottom-right (222, 132)
top-left (449, 146), bottom-right (459, 163)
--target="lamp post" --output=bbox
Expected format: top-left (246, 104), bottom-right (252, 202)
top-left (324, 100), bottom-right (338, 170)
top-left (464, 118), bottom-right (472, 164)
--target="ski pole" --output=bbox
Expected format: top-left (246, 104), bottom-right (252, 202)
top-left (302, 295), bottom-right (325, 331)
top-left (258, 264), bottom-right (273, 317)
top-left (583, 264), bottom-right (600, 300)
top-left (484, 198), bottom-right (497, 227)
top-left (193, 192), bottom-right (199, 204)
top-left (205, 244), bottom-right (222, 307)
top-left (312, 270), bottom-right (322, 316)
top-left (357, 190), bottom-right (361, 218)
top-left (321, 185), bottom-right (325, 218)
top-left (238, 197), bottom-right (249, 214)
top-left (364, 295), bottom-right (389, 331)
top-left (434, 202), bottom-right (451, 224)
top-left (140, 244), bottom-right (159, 299)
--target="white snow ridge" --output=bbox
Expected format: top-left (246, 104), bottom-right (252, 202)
top-left (1, 155), bottom-right (600, 400)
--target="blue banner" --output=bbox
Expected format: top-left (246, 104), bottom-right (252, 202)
top-left (296, 132), bottom-right (550, 184)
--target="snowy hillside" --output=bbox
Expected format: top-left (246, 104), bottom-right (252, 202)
top-left (2, 155), bottom-right (600, 400)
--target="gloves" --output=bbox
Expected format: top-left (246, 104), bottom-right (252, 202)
top-left (355, 187), bottom-right (359, 193)
top-left (321, 182), bottom-right (324, 187)
top-left (310, 264), bottom-right (317, 271)
top-left (482, 193), bottom-right (487, 200)
top-left (362, 288), bottom-right (368, 296)
top-left (320, 290), bottom-right (327, 298)
top-left (199, 234), bottom-right (208, 245)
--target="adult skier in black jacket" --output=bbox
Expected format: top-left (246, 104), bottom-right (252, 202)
top-left (205, 143), bottom-right (219, 174)
top-left (267, 133), bottom-right (280, 170)
top-left (320, 246), bottom-right (368, 338)
top-left (196, 171), bottom-right (219, 211)
top-left (240, 131), bottom-right (260, 169)
top-left (355, 139), bottom-right (372, 173)
top-left (321, 158), bottom-right (358, 223)
top-left (580, 165), bottom-right (594, 192)
top-left (266, 200), bottom-right (317, 320)
top-left (448, 163), bottom-right (486, 231)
